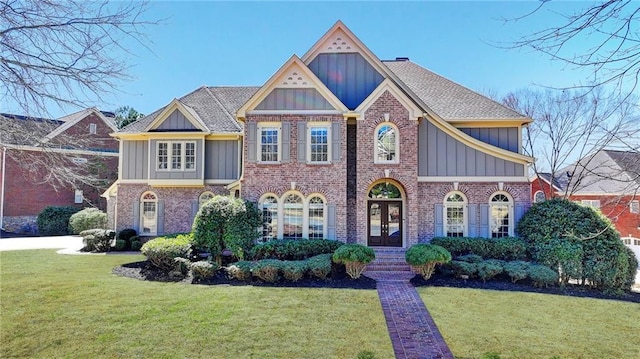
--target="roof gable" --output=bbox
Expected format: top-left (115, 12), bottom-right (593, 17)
top-left (44, 108), bottom-right (117, 142)
top-left (355, 79), bottom-right (422, 120)
top-left (237, 55), bottom-right (348, 117)
top-left (144, 99), bottom-right (208, 132)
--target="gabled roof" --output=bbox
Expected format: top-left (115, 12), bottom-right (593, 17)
top-left (383, 60), bottom-right (529, 122)
top-left (118, 86), bottom-right (259, 134)
top-left (534, 172), bottom-right (563, 190)
top-left (44, 107), bottom-right (117, 142)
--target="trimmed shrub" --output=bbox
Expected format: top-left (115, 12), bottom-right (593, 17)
top-left (190, 261), bottom-right (219, 281)
top-left (250, 239), bottom-right (344, 260)
top-left (517, 198), bottom-right (635, 291)
top-left (623, 247), bottom-right (639, 290)
top-left (533, 239), bottom-right (583, 287)
top-left (141, 234), bottom-right (193, 271)
top-left (282, 261), bottom-right (307, 282)
top-left (174, 257), bottom-right (191, 277)
top-left (117, 228), bottom-right (137, 241)
top-left (477, 259), bottom-right (505, 282)
top-left (456, 254), bottom-right (484, 263)
top-left (528, 264), bottom-right (559, 288)
top-left (227, 261), bottom-right (253, 281)
top-left (114, 239), bottom-right (128, 251)
top-left (504, 261), bottom-right (531, 283)
top-left (332, 244), bottom-right (375, 279)
top-left (307, 253), bottom-right (333, 280)
top-left (80, 229), bottom-right (115, 252)
top-left (68, 208), bottom-right (107, 234)
top-left (431, 236), bottom-right (529, 261)
top-left (406, 244), bottom-right (452, 280)
top-left (192, 196), bottom-right (262, 263)
top-left (252, 259), bottom-right (282, 282)
top-left (37, 206), bottom-right (80, 235)
top-left (130, 238), bottom-right (142, 251)
top-left (447, 260), bottom-right (478, 278)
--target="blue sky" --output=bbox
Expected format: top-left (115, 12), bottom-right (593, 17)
top-left (20, 1), bottom-right (599, 118)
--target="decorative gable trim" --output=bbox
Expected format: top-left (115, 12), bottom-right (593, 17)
top-left (355, 79), bottom-right (422, 120)
top-left (43, 107), bottom-right (117, 143)
top-left (236, 55), bottom-right (348, 118)
top-left (426, 114), bottom-right (534, 165)
top-left (144, 99), bottom-right (209, 132)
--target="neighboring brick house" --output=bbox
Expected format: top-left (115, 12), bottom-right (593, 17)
top-left (109, 21), bottom-right (534, 247)
top-left (531, 149), bottom-right (640, 260)
top-left (0, 108), bottom-right (119, 234)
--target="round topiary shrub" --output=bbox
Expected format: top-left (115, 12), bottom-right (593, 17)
top-left (80, 229), bottom-right (116, 252)
top-left (517, 198), bottom-right (635, 292)
top-left (190, 261), bottom-right (219, 281)
top-left (141, 234), bottom-right (193, 271)
top-left (68, 208), bottom-right (107, 234)
top-left (227, 261), bottom-right (254, 281)
top-left (114, 239), bottom-right (128, 251)
top-left (130, 237), bottom-right (142, 251)
top-left (192, 195), bottom-right (262, 264)
top-left (37, 206), bottom-right (81, 235)
top-left (406, 244), bottom-right (452, 280)
top-left (332, 244), bottom-right (375, 279)
top-left (117, 228), bottom-right (137, 241)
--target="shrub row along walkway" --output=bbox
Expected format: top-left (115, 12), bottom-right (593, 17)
top-left (367, 271), bottom-right (454, 359)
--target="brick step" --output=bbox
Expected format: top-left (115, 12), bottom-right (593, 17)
top-left (366, 265), bottom-right (412, 272)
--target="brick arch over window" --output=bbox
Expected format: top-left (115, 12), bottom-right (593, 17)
top-left (134, 191), bottom-right (164, 236)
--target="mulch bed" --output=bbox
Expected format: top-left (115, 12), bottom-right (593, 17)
top-left (113, 260), bottom-right (640, 303)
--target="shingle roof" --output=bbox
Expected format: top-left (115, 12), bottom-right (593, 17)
top-left (537, 172), bottom-right (563, 190)
top-left (118, 86), bottom-right (260, 134)
top-left (0, 113), bottom-right (63, 146)
top-left (383, 60), bottom-right (527, 120)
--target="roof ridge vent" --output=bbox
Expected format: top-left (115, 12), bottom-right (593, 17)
top-left (395, 57), bottom-right (409, 61)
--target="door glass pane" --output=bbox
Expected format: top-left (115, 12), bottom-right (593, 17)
top-left (387, 203), bottom-right (400, 237)
top-left (369, 203), bottom-right (381, 236)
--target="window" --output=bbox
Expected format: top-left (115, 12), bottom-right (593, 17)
top-left (283, 194), bottom-right (303, 239)
top-left (74, 190), bottom-right (83, 204)
top-left (140, 191), bottom-right (158, 236)
top-left (308, 124), bottom-right (330, 163)
top-left (89, 123), bottom-right (97, 134)
top-left (199, 191), bottom-right (215, 207)
top-left (259, 196), bottom-right (279, 242)
top-left (308, 196), bottom-right (325, 239)
top-left (534, 191), bottom-right (546, 203)
top-left (375, 123), bottom-right (399, 163)
top-left (581, 200), bottom-right (601, 209)
top-left (630, 200), bottom-right (639, 214)
top-left (444, 192), bottom-right (466, 237)
top-left (157, 141), bottom-right (196, 171)
top-left (490, 193), bottom-right (512, 238)
top-left (623, 238), bottom-right (631, 245)
top-left (258, 124), bottom-right (280, 163)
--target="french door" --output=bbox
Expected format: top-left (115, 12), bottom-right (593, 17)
top-left (367, 200), bottom-right (402, 247)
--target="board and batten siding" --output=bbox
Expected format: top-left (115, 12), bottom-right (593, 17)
top-left (204, 140), bottom-right (240, 180)
top-left (418, 120), bottom-right (525, 177)
top-left (154, 109), bottom-right (198, 131)
top-left (121, 140), bottom-right (148, 179)
top-left (149, 139), bottom-right (203, 180)
top-left (459, 127), bottom-right (519, 153)
top-left (308, 53), bottom-right (384, 110)
top-left (255, 88), bottom-right (334, 111)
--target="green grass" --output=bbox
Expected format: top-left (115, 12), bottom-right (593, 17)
top-left (418, 287), bottom-right (640, 359)
top-left (0, 250), bottom-right (393, 358)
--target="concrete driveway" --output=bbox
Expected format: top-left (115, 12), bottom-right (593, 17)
top-left (0, 235), bottom-right (84, 251)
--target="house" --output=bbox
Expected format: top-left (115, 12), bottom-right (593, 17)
top-left (0, 108), bottom-right (119, 234)
top-left (108, 21), bottom-right (534, 247)
top-left (531, 149), bottom-right (640, 259)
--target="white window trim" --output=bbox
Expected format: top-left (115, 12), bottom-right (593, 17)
top-left (199, 191), bottom-right (215, 208)
top-left (443, 191), bottom-right (467, 237)
top-left (257, 122), bottom-right (282, 164)
top-left (140, 191), bottom-right (158, 237)
top-left (74, 189), bottom-right (83, 204)
top-left (630, 200), bottom-right (639, 214)
top-left (307, 122), bottom-right (331, 164)
top-left (533, 190), bottom-right (545, 203)
top-left (374, 122), bottom-right (400, 164)
top-left (156, 141), bottom-right (197, 172)
top-left (581, 199), bottom-right (601, 209)
top-left (259, 192), bottom-right (328, 240)
top-left (307, 194), bottom-right (327, 239)
top-left (489, 191), bottom-right (514, 237)
top-left (89, 123), bottom-right (97, 134)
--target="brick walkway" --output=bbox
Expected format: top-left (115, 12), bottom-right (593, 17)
top-left (367, 271), bottom-right (454, 359)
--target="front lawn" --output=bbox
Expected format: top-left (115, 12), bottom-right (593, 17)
top-left (419, 287), bottom-right (640, 359)
top-left (0, 250), bottom-right (393, 358)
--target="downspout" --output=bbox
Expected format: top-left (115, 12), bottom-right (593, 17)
top-left (1, 146), bottom-right (6, 231)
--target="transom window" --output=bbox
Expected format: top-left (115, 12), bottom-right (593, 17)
top-left (375, 123), bottom-right (399, 163)
top-left (534, 191), bottom-right (546, 203)
top-left (258, 124), bottom-right (280, 163)
top-left (258, 193), bottom-right (327, 242)
top-left (308, 124), bottom-right (330, 163)
top-left (490, 193), bottom-right (512, 238)
top-left (444, 192), bottom-right (466, 237)
top-left (368, 182), bottom-right (401, 199)
top-left (157, 141), bottom-right (196, 171)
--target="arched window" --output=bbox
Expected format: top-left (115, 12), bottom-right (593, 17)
top-left (283, 193), bottom-right (303, 239)
top-left (259, 195), bottom-right (278, 242)
top-left (199, 191), bottom-right (215, 207)
top-left (308, 196), bottom-right (325, 239)
top-left (490, 192), bottom-right (512, 238)
top-left (374, 123), bottom-right (399, 163)
top-left (368, 182), bottom-right (402, 199)
top-left (140, 191), bottom-right (158, 236)
top-left (444, 192), bottom-right (467, 237)
top-left (534, 191), bottom-right (546, 203)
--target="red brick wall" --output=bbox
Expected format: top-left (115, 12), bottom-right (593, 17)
top-left (48, 112), bottom-right (118, 152)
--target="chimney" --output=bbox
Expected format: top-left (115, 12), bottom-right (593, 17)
top-left (395, 57), bottom-right (409, 61)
